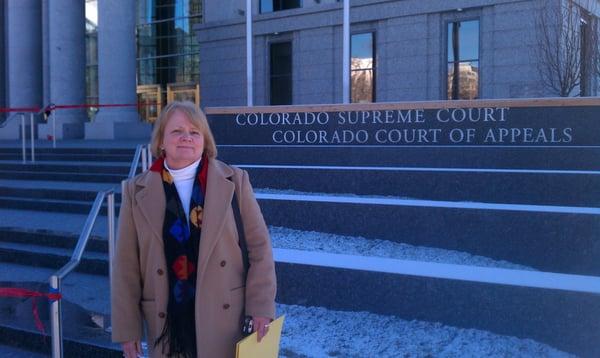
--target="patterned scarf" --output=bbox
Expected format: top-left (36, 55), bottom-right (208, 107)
top-left (150, 155), bottom-right (208, 358)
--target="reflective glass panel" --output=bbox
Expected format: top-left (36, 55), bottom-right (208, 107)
top-left (351, 69), bottom-right (374, 103)
top-left (270, 42), bottom-right (293, 105)
top-left (447, 20), bottom-right (479, 99)
top-left (261, 0), bottom-right (301, 13)
top-left (136, 0), bottom-right (202, 87)
top-left (351, 32), bottom-right (375, 103)
top-left (85, 0), bottom-right (99, 117)
top-left (447, 20), bottom-right (479, 62)
top-left (447, 61), bottom-right (479, 100)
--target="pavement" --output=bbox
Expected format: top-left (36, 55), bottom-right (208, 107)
top-left (0, 344), bottom-right (47, 358)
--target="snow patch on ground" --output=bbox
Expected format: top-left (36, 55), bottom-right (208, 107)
top-left (269, 226), bottom-right (534, 271)
top-left (256, 188), bottom-right (416, 200)
top-left (277, 304), bottom-right (573, 358)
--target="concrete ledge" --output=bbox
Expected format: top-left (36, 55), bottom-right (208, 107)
top-left (38, 122), bottom-right (84, 140)
top-left (274, 261), bottom-right (600, 358)
top-left (0, 120), bottom-right (20, 140)
top-left (85, 120), bottom-right (151, 140)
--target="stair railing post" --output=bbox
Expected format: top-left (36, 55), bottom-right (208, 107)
top-left (52, 109), bottom-right (56, 148)
top-left (141, 146), bottom-right (148, 172)
top-left (20, 113), bottom-right (26, 163)
top-left (29, 112), bottom-right (35, 163)
top-left (147, 144), bottom-right (152, 169)
top-left (107, 191), bottom-right (116, 284)
top-left (49, 274), bottom-right (63, 358)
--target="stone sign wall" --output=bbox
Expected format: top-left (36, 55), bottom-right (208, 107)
top-left (207, 104), bottom-right (600, 146)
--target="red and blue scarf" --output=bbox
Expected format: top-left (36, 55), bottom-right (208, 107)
top-left (150, 155), bottom-right (208, 358)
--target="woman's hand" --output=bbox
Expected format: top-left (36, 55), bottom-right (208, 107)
top-left (122, 340), bottom-right (142, 358)
top-left (253, 316), bottom-right (271, 342)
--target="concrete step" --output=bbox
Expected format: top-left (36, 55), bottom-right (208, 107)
top-left (0, 196), bottom-right (120, 216)
top-left (0, 162), bottom-right (131, 175)
top-left (256, 192), bottom-right (600, 276)
top-left (0, 170), bottom-right (126, 182)
top-left (0, 227), bottom-right (107, 253)
top-left (0, 276), bottom-right (117, 357)
top-left (274, 249), bottom-right (600, 358)
top-left (0, 186), bottom-right (120, 202)
top-left (0, 146), bottom-right (135, 155)
top-left (0, 152), bottom-right (133, 162)
top-left (216, 146), bottom-right (600, 170)
top-left (0, 325), bottom-right (120, 357)
top-left (0, 241), bottom-right (108, 275)
top-left (0, 236), bottom-right (596, 357)
top-left (0, 146), bottom-right (136, 164)
top-left (0, 187), bottom-right (597, 275)
top-left (241, 165), bottom-right (600, 205)
top-left (0, 342), bottom-right (47, 358)
top-left (0, 208), bottom-right (108, 237)
top-left (0, 262), bottom-right (576, 357)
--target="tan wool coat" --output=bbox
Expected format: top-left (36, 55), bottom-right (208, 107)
top-left (111, 159), bottom-right (277, 358)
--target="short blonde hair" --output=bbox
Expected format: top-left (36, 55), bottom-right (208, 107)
top-left (150, 101), bottom-right (218, 159)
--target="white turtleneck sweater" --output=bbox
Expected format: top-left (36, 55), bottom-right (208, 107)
top-left (164, 158), bottom-right (201, 222)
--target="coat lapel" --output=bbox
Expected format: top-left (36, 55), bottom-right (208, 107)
top-left (197, 160), bottom-right (234, 285)
top-left (134, 171), bottom-right (166, 246)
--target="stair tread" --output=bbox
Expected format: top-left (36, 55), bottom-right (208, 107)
top-left (0, 169), bottom-right (122, 176)
top-left (0, 262), bottom-right (110, 315)
top-left (0, 179), bottom-right (118, 192)
top-left (0, 208), bottom-right (108, 236)
top-left (0, 241), bottom-right (107, 260)
top-left (0, 160), bottom-right (131, 166)
top-left (0, 195), bottom-right (105, 206)
top-left (0, 343), bottom-right (47, 358)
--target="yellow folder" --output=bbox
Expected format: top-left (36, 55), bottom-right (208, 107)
top-left (236, 316), bottom-right (285, 358)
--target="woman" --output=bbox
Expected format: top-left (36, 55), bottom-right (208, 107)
top-left (111, 101), bottom-right (277, 358)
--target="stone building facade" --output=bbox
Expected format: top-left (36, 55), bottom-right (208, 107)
top-left (195, 0), bottom-right (600, 107)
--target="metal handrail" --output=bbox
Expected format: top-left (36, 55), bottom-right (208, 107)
top-left (49, 189), bottom-right (116, 358)
top-left (1, 112), bottom-right (37, 163)
top-left (128, 144), bottom-right (152, 178)
top-left (0, 112), bottom-right (20, 128)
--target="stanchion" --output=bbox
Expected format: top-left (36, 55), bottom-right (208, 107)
top-left (107, 191), bottom-right (116, 283)
top-left (49, 275), bottom-right (62, 358)
top-left (141, 147), bottom-right (148, 172)
top-left (147, 144), bottom-right (152, 169)
top-left (52, 110), bottom-right (56, 148)
top-left (29, 113), bottom-right (35, 163)
top-left (20, 114), bottom-right (26, 163)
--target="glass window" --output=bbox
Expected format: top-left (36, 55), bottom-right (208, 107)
top-left (270, 42), bottom-right (292, 105)
top-left (260, 0), bottom-right (301, 14)
top-left (136, 0), bottom-right (202, 88)
top-left (351, 32), bottom-right (375, 103)
top-left (580, 15), bottom-right (592, 96)
top-left (85, 0), bottom-right (99, 118)
top-left (447, 20), bottom-right (479, 100)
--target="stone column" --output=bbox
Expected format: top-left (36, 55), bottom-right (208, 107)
top-left (38, 0), bottom-right (86, 140)
top-left (1, 0), bottom-right (42, 140)
top-left (85, 0), bottom-right (151, 139)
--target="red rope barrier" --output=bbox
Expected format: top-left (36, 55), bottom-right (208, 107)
top-left (0, 102), bottom-right (159, 113)
top-left (0, 287), bottom-right (62, 336)
top-left (0, 107), bottom-right (41, 113)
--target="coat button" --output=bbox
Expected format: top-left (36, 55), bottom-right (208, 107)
top-left (157, 269), bottom-right (164, 275)
top-left (223, 304), bottom-right (230, 310)
top-left (158, 312), bottom-right (166, 318)
top-left (220, 260), bottom-right (226, 267)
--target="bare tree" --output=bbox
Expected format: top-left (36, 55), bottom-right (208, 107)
top-left (535, 0), bottom-right (599, 96)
